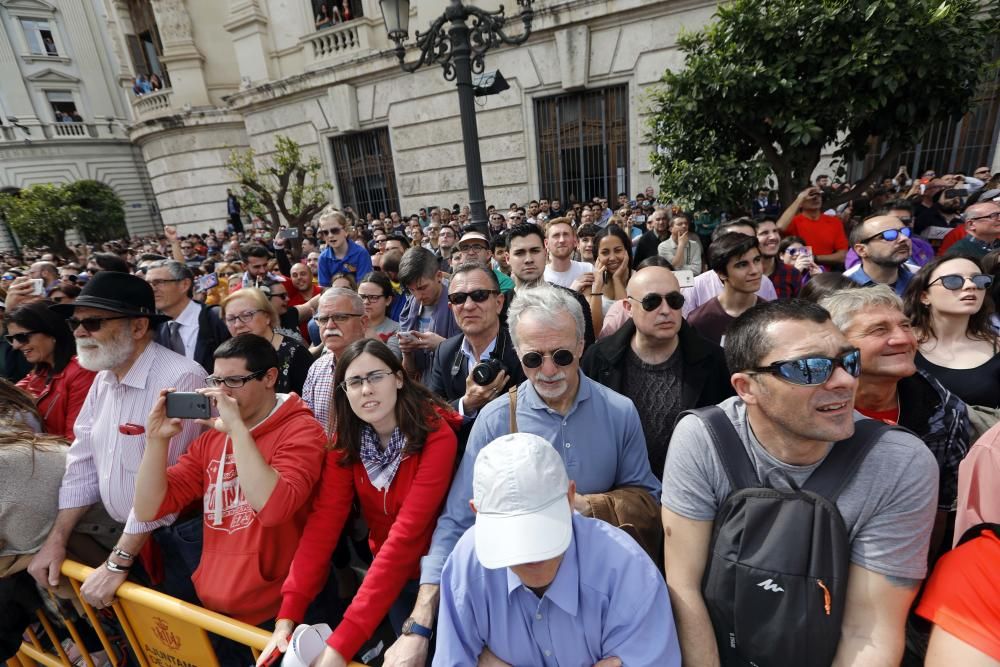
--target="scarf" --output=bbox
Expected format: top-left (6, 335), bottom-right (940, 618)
top-left (360, 424), bottom-right (407, 491)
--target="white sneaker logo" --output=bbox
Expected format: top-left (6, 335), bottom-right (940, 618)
top-left (757, 578), bottom-right (784, 593)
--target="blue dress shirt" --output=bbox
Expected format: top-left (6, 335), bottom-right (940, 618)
top-left (420, 372), bottom-right (661, 585)
top-left (434, 513), bottom-right (681, 667)
top-left (317, 240), bottom-right (373, 287)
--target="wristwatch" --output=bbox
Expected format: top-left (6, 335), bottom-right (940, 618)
top-left (401, 617), bottom-right (433, 639)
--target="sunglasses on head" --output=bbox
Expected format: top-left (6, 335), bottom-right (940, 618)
top-left (520, 348), bottom-right (575, 369)
top-left (630, 291), bottom-right (685, 312)
top-left (861, 227), bottom-right (911, 243)
top-left (4, 331), bottom-right (38, 345)
top-left (447, 289), bottom-right (498, 305)
top-left (67, 315), bottom-right (130, 332)
top-left (928, 273), bottom-right (993, 290)
top-left (747, 348), bottom-right (861, 386)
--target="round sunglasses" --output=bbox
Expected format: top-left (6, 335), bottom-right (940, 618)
top-left (629, 291), bottom-right (685, 312)
top-left (747, 348), bottom-right (861, 386)
top-left (521, 348), bottom-right (575, 369)
top-left (928, 273), bottom-right (993, 291)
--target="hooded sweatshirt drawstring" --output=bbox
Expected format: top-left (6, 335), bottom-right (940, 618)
top-left (213, 435), bottom-right (231, 526)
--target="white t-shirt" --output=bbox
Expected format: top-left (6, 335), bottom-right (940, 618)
top-left (544, 260), bottom-right (594, 289)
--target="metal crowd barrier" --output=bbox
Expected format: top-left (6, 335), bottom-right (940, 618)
top-left (8, 560), bottom-right (363, 667)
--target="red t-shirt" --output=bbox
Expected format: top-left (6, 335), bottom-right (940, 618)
top-left (786, 213), bottom-right (849, 256)
top-left (917, 528), bottom-right (1000, 661)
top-left (855, 404), bottom-right (899, 425)
top-left (936, 225), bottom-right (966, 255)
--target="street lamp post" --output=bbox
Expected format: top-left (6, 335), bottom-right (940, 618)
top-left (379, 0), bottom-right (534, 233)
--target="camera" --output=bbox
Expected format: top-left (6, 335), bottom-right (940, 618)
top-left (472, 357), bottom-right (506, 386)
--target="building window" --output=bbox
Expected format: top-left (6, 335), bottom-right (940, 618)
top-left (535, 85), bottom-right (630, 206)
top-left (46, 91), bottom-right (81, 122)
top-left (330, 128), bottom-right (400, 218)
top-left (20, 18), bottom-right (59, 56)
top-left (311, 0), bottom-right (363, 30)
top-left (125, 0), bottom-right (169, 86)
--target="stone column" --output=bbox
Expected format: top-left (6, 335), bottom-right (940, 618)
top-left (223, 0), bottom-right (274, 86)
top-left (150, 0), bottom-right (210, 106)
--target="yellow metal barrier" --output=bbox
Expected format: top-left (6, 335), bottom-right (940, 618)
top-left (12, 560), bottom-right (364, 667)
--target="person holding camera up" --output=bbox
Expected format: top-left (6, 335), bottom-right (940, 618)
top-left (426, 262), bottom-right (526, 447)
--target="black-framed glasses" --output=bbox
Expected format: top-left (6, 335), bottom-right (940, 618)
top-left (269, 292), bottom-right (289, 300)
top-left (224, 309), bottom-right (263, 325)
top-left (340, 369), bottom-right (394, 392)
top-left (67, 316), bottom-right (130, 332)
top-left (5, 331), bottom-right (39, 345)
top-left (928, 273), bottom-right (993, 290)
top-left (315, 312), bottom-right (362, 326)
top-left (521, 348), bottom-right (575, 369)
top-left (206, 369), bottom-right (267, 388)
top-left (630, 292), bottom-right (685, 312)
top-left (147, 278), bottom-right (183, 289)
top-left (747, 348), bottom-right (862, 386)
top-left (447, 289), bottom-right (499, 305)
top-left (359, 294), bottom-right (386, 302)
top-left (965, 211), bottom-right (1000, 222)
top-left (861, 227), bottom-right (912, 244)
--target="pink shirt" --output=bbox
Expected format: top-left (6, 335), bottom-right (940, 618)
top-left (955, 421), bottom-right (1000, 546)
top-left (683, 271), bottom-right (777, 317)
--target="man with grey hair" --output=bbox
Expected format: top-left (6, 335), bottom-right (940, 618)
top-left (820, 285), bottom-right (968, 559)
top-left (382, 283), bottom-right (660, 667)
top-left (301, 287), bottom-right (368, 430)
top-left (147, 259), bottom-right (229, 372)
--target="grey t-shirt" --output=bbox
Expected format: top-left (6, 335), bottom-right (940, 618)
top-left (662, 397), bottom-right (939, 580)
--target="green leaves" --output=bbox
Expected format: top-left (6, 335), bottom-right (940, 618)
top-left (0, 181), bottom-right (125, 254)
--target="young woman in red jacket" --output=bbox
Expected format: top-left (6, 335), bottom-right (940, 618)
top-left (258, 338), bottom-right (459, 667)
top-left (5, 300), bottom-right (97, 439)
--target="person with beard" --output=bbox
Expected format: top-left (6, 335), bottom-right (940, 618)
top-left (543, 218), bottom-right (594, 291)
top-left (914, 181), bottom-right (964, 237)
top-left (844, 215), bottom-right (920, 296)
top-left (27, 272), bottom-right (207, 610)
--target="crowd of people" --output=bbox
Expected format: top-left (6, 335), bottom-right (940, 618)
top-left (0, 169), bottom-right (999, 667)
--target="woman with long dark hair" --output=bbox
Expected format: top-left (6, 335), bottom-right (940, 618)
top-left (903, 254), bottom-right (1000, 408)
top-left (4, 300), bottom-right (96, 438)
top-left (588, 223), bottom-right (634, 332)
top-left (258, 339), bottom-right (458, 667)
top-left (359, 272), bottom-right (400, 358)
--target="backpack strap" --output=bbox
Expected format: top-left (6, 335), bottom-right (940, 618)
top-left (802, 419), bottom-right (890, 501)
top-left (956, 522), bottom-right (1000, 548)
top-left (681, 406), bottom-right (759, 491)
top-left (507, 386), bottom-right (518, 434)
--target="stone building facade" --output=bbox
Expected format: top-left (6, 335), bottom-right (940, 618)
top-left (0, 0), bottom-right (160, 250)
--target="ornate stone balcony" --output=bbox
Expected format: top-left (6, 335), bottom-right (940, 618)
top-left (46, 122), bottom-right (93, 138)
top-left (302, 18), bottom-right (384, 69)
top-left (131, 89), bottom-right (174, 122)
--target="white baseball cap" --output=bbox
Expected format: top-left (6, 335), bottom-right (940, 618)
top-left (472, 433), bottom-right (572, 569)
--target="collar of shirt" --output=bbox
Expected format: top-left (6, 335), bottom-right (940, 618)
top-left (505, 527), bottom-right (580, 616)
top-left (112, 340), bottom-right (158, 389)
top-left (460, 334), bottom-right (498, 371)
top-left (176, 299), bottom-right (201, 328)
top-left (522, 370), bottom-right (592, 416)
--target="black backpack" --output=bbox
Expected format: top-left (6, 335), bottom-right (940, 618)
top-left (685, 406), bottom-right (894, 667)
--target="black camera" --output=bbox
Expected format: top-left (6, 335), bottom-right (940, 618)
top-left (472, 358), bottom-right (506, 386)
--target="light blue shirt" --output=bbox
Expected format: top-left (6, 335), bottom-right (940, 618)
top-left (420, 372), bottom-right (660, 584)
top-left (434, 513), bottom-right (681, 667)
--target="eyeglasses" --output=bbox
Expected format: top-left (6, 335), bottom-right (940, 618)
top-left (315, 312), bottom-right (362, 326)
top-left (224, 309), bottom-right (263, 325)
top-left (147, 278), bottom-right (184, 288)
top-left (319, 227), bottom-right (343, 236)
top-left (861, 227), bottom-right (912, 244)
top-left (180, 245), bottom-right (192, 250)
top-left (447, 289), bottom-right (499, 305)
top-left (218, 272), bottom-right (237, 278)
top-left (747, 348), bottom-right (862, 386)
top-left (520, 348), bottom-right (575, 369)
top-left (4, 331), bottom-right (39, 345)
top-left (67, 315), bottom-right (130, 332)
top-left (340, 369), bottom-right (394, 392)
top-left (928, 273), bottom-right (993, 290)
top-left (206, 369), bottom-right (267, 388)
top-left (965, 211), bottom-right (1000, 222)
top-left (269, 292), bottom-right (289, 300)
top-left (629, 291), bottom-right (685, 312)
top-left (359, 294), bottom-right (386, 302)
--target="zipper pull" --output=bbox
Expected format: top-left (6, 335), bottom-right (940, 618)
top-left (817, 579), bottom-right (832, 616)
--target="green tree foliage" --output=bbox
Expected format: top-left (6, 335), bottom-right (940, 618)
top-left (648, 0), bottom-right (1000, 212)
top-left (0, 181), bottom-right (125, 257)
top-left (227, 135), bottom-right (330, 256)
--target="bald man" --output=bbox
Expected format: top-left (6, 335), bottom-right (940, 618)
top-left (844, 215), bottom-right (920, 296)
top-left (581, 266), bottom-right (732, 478)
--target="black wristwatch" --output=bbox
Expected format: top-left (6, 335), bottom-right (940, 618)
top-left (401, 617), bottom-right (433, 639)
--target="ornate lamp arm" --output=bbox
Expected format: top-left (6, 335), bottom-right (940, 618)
top-left (466, 4), bottom-right (534, 74)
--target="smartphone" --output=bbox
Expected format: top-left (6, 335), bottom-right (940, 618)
top-left (276, 227), bottom-right (300, 240)
top-left (801, 246), bottom-right (814, 260)
top-left (30, 278), bottom-right (45, 296)
top-left (197, 273), bottom-right (219, 292)
top-left (943, 189), bottom-right (965, 199)
top-left (165, 392), bottom-right (211, 419)
top-left (634, 215), bottom-right (647, 224)
top-left (673, 269), bottom-right (695, 288)
top-left (398, 330), bottom-right (417, 342)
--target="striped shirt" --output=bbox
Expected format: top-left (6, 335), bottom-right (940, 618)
top-left (59, 341), bottom-right (207, 534)
top-left (302, 352), bottom-right (335, 435)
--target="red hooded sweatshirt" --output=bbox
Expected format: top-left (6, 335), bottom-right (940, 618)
top-left (155, 393), bottom-right (326, 624)
top-left (278, 408), bottom-right (460, 660)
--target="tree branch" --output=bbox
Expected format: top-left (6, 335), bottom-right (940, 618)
top-left (825, 141), bottom-right (905, 209)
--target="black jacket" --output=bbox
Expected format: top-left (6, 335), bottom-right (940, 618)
top-left (632, 230), bottom-right (670, 268)
top-left (581, 318), bottom-right (734, 413)
top-left (156, 302), bottom-right (231, 373)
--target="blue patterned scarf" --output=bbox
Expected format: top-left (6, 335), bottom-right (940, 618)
top-left (360, 424), bottom-right (407, 491)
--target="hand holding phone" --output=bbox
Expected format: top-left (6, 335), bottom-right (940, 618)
top-left (165, 392), bottom-right (212, 419)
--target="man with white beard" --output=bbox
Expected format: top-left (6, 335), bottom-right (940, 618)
top-left (28, 272), bottom-right (206, 609)
top-left (300, 288), bottom-right (369, 430)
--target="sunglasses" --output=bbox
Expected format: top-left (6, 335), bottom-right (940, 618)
top-left (4, 331), bottom-right (38, 345)
top-left (521, 348), bottom-right (575, 369)
top-left (67, 315), bottom-right (130, 332)
top-left (748, 348), bottom-right (862, 386)
top-left (928, 273), bottom-right (993, 290)
top-left (447, 289), bottom-right (499, 305)
top-left (630, 291), bottom-right (685, 312)
top-left (861, 227), bottom-right (911, 244)
top-left (319, 227), bottom-right (343, 236)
